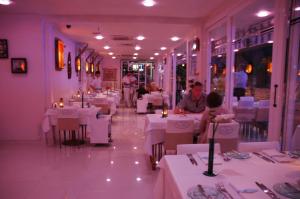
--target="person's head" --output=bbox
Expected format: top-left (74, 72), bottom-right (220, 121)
top-left (95, 71), bottom-right (100, 78)
top-left (191, 81), bottom-right (203, 98)
top-left (206, 92), bottom-right (223, 108)
top-left (237, 63), bottom-right (246, 72)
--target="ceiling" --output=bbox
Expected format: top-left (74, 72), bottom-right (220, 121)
top-left (0, 0), bottom-right (242, 60)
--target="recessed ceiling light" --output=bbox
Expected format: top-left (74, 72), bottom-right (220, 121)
top-left (106, 178), bottom-right (111, 182)
top-left (112, 56), bottom-right (116, 59)
top-left (256, 10), bottom-right (271, 17)
top-left (134, 161), bottom-right (139, 165)
top-left (136, 177), bottom-right (142, 182)
top-left (104, 45), bottom-right (110, 50)
top-left (192, 53), bottom-right (197, 57)
top-left (95, 34), bottom-right (104, 40)
top-left (160, 47), bottom-right (167, 51)
top-left (0, 0), bottom-right (13, 5)
top-left (171, 36), bottom-right (180, 41)
top-left (267, 40), bottom-right (273, 43)
top-left (133, 57), bottom-right (137, 60)
top-left (154, 52), bottom-right (159, 56)
top-left (294, 6), bottom-right (300, 11)
top-left (135, 45), bottom-right (141, 51)
top-left (176, 53), bottom-right (182, 57)
top-left (218, 54), bottom-right (222, 57)
top-left (142, 0), bottom-right (156, 7)
top-left (150, 57), bottom-right (154, 60)
top-left (108, 52), bottom-right (114, 55)
top-left (210, 38), bottom-right (215, 41)
top-left (233, 49), bottom-right (239, 52)
top-left (136, 35), bottom-right (145, 41)
top-left (134, 53), bottom-right (138, 56)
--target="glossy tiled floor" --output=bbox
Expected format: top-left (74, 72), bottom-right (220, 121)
top-left (0, 108), bottom-right (157, 199)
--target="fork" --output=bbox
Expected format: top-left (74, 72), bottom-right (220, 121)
top-left (216, 183), bottom-right (234, 199)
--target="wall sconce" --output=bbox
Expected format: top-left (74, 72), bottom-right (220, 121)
top-left (91, 63), bottom-right (95, 74)
top-left (59, 98), bottom-right (64, 108)
top-left (245, 64), bottom-right (253, 74)
top-left (75, 56), bottom-right (81, 73)
top-left (85, 62), bottom-right (89, 73)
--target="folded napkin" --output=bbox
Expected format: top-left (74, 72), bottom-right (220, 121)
top-left (261, 149), bottom-right (293, 163)
top-left (229, 177), bottom-right (259, 194)
top-left (197, 152), bottom-right (223, 165)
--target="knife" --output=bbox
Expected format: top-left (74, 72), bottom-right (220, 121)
top-left (253, 152), bottom-right (276, 163)
top-left (197, 184), bottom-right (211, 199)
top-left (255, 182), bottom-right (280, 199)
top-left (187, 154), bottom-right (198, 165)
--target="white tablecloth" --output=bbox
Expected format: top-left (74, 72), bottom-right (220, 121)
top-left (144, 114), bottom-right (203, 155)
top-left (154, 154), bottom-right (300, 199)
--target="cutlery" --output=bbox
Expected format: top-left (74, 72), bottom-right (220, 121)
top-left (197, 184), bottom-right (211, 199)
top-left (187, 154), bottom-right (198, 165)
top-left (216, 183), bottom-right (234, 199)
top-left (253, 152), bottom-right (276, 163)
top-left (255, 182), bottom-right (280, 199)
top-left (285, 182), bottom-right (300, 193)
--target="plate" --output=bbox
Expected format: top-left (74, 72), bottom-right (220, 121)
top-left (273, 183), bottom-right (300, 199)
top-left (226, 152), bottom-right (251, 159)
top-left (187, 185), bottom-right (226, 199)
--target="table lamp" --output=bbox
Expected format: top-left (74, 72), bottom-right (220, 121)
top-left (59, 98), bottom-right (64, 108)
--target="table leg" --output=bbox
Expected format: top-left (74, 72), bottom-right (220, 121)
top-left (52, 126), bottom-right (56, 145)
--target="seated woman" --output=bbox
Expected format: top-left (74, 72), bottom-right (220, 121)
top-left (198, 92), bottom-right (229, 143)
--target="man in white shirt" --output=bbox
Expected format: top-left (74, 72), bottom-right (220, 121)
top-left (122, 72), bottom-right (132, 107)
top-left (234, 64), bottom-right (248, 101)
top-left (90, 71), bottom-right (102, 92)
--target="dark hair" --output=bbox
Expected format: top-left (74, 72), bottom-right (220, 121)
top-left (206, 92), bottom-right (223, 108)
top-left (95, 71), bottom-right (100, 75)
top-left (193, 81), bottom-right (202, 88)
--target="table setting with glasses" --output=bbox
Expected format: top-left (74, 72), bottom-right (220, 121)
top-left (153, 147), bottom-right (300, 199)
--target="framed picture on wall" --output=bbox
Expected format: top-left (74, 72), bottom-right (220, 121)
top-left (103, 68), bottom-right (117, 81)
top-left (11, 58), bottom-right (27, 74)
top-left (0, 39), bottom-right (8, 58)
top-left (55, 38), bottom-right (64, 70)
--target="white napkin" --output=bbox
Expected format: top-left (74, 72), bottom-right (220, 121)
top-left (261, 149), bottom-right (293, 163)
top-left (229, 177), bottom-right (258, 194)
top-left (197, 152), bottom-right (223, 165)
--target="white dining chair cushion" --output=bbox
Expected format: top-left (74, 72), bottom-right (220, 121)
top-left (207, 121), bottom-right (240, 139)
top-left (177, 143), bottom-right (221, 155)
top-left (166, 119), bottom-right (195, 134)
top-left (238, 141), bottom-right (280, 152)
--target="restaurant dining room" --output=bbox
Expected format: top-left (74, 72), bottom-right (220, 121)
top-left (1, 0), bottom-right (300, 199)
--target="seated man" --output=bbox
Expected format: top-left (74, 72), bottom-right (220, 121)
top-left (174, 81), bottom-right (206, 114)
top-left (198, 92), bottom-right (229, 143)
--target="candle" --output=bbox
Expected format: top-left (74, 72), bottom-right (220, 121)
top-left (59, 98), bottom-right (64, 108)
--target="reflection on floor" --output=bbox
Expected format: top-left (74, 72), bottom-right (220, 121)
top-left (0, 108), bottom-right (157, 199)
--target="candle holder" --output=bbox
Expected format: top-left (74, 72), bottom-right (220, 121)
top-left (203, 121), bottom-right (218, 177)
top-left (59, 98), bottom-right (64, 108)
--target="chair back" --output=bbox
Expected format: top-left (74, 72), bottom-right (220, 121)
top-left (240, 96), bottom-right (254, 102)
top-left (165, 119), bottom-right (194, 151)
top-left (258, 100), bottom-right (270, 107)
top-left (234, 107), bottom-right (256, 122)
top-left (177, 143), bottom-right (221, 155)
top-left (207, 121), bottom-right (240, 153)
top-left (94, 104), bottom-right (110, 115)
top-left (291, 125), bottom-right (300, 150)
top-left (151, 96), bottom-right (163, 107)
top-left (238, 141), bottom-right (279, 152)
top-left (93, 97), bottom-right (108, 105)
top-left (255, 107), bottom-right (269, 122)
top-left (57, 118), bottom-right (80, 131)
top-left (57, 108), bottom-right (79, 118)
top-left (238, 100), bottom-right (254, 108)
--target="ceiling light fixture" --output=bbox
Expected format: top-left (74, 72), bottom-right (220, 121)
top-left (134, 53), bottom-right (138, 56)
top-left (133, 57), bottom-right (137, 60)
top-left (171, 36), bottom-right (180, 41)
top-left (160, 47), bottom-right (167, 51)
top-left (150, 57), bottom-right (154, 60)
top-left (154, 52), bottom-right (159, 56)
top-left (256, 10), bottom-right (271, 17)
top-left (142, 0), bottom-right (156, 7)
top-left (267, 40), bottom-right (273, 43)
top-left (95, 34), bottom-right (104, 40)
top-left (176, 53), bottom-right (182, 57)
top-left (135, 45), bottom-right (141, 51)
top-left (136, 35), bottom-right (145, 41)
top-left (112, 56), bottom-right (116, 59)
top-left (108, 52), bottom-right (114, 55)
top-left (295, 6), bottom-right (300, 11)
top-left (234, 49), bottom-right (239, 52)
top-left (0, 0), bottom-right (13, 5)
top-left (104, 45), bottom-right (110, 50)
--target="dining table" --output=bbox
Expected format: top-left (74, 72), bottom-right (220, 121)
top-left (154, 151), bottom-right (300, 199)
top-left (144, 113), bottom-right (203, 169)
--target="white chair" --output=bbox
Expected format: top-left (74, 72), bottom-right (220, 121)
top-left (238, 141), bottom-right (279, 152)
top-left (291, 125), bottom-right (300, 150)
top-left (258, 100), bottom-right (270, 107)
top-left (238, 100), bottom-right (254, 108)
top-left (165, 119), bottom-right (195, 154)
top-left (234, 107), bottom-right (256, 140)
top-left (240, 96), bottom-right (254, 102)
top-left (177, 143), bottom-right (221, 155)
top-left (207, 121), bottom-right (240, 153)
top-left (254, 107), bottom-right (269, 139)
top-left (136, 96), bottom-right (148, 113)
